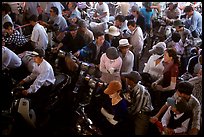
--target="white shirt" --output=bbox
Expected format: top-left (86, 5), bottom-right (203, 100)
top-left (143, 54), bottom-right (164, 80)
top-left (2, 46), bottom-right (22, 70)
top-left (45, 2), bottom-right (64, 15)
top-left (129, 26), bottom-right (144, 55)
top-left (23, 59), bottom-right (56, 94)
top-left (161, 106), bottom-right (190, 134)
top-left (95, 2), bottom-right (110, 23)
top-left (31, 23), bottom-right (48, 50)
top-left (119, 50), bottom-right (134, 73)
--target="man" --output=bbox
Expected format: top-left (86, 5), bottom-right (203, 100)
top-left (39, 6), bottom-right (68, 32)
top-left (150, 81), bottom-right (201, 135)
top-left (3, 21), bottom-right (30, 54)
top-left (122, 71), bottom-right (154, 135)
top-left (2, 37), bottom-right (22, 71)
top-left (183, 5), bottom-right (202, 38)
top-left (118, 39), bottom-right (134, 74)
top-left (18, 48), bottom-right (56, 96)
top-left (127, 20), bottom-right (144, 71)
top-left (93, 2), bottom-right (110, 23)
top-left (74, 31), bottom-right (110, 65)
top-left (28, 15), bottom-right (48, 50)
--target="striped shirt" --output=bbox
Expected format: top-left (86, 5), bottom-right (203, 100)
top-left (128, 83), bottom-right (154, 116)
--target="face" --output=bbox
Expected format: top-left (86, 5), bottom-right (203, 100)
top-left (163, 51), bottom-right (172, 63)
top-left (5, 26), bottom-right (13, 35)
top-left (96, 35), bottom-right (105, 45)
top-left (49, 9), bottom-right (55, 17)
top-left (68, 2), bottom-right (73, 9)
top-left (109, 92), bottom-right (118, 98)
top-left (70, 30), bottom-right (78, 37)
top-left (175, 26), bottom-right (183, 32)
top-left (114, 20), bottom-right (122, 28)
top-left (185, 11), bottom-right (193, 18)
top-left (33, 56), bottom-right (42, 64)
top-left (128, 25), bottom-right (135, 32)
top-left (131, 10), bottom-right (138, 16)
top-left (119, 46), bottom-right (129, 54)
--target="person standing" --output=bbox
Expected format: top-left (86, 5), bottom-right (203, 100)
top-left (122, 71), bottom-right (154, 135)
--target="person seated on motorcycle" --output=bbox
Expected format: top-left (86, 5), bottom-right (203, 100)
top-left (52, 24), bottom-right (86, 55)
top-left (3, 21), bottom-right (31, 54)
top-left (163, 2), bottom-right (181, 25)
top-left (39, 6), bottom-right (68, 32)
top-left (99, 80), bottom-right (132, 135)
top-left (2, 37), bottom-right (22, 71)
top-left (183, 5), bottom-right (202, 38)
top-left (18, 48), bottom-right (56, 101)
top-left (74, 31), bottom-right (110, 65)
top-left (93, 2), bottom-right (110, 23)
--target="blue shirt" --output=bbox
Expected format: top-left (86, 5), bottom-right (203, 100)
top-left (140, 7), bottom-right (154, 28)
top-left (189, 10), bottom-right (202, 36)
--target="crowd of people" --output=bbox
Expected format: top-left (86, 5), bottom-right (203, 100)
top-left (2, 2), bottom-right (202, 135)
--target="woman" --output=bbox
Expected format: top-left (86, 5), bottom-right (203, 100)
top-left (99, 47), bottom-right (122, 83)
top-left (151, 48), bottom-right (180, 109)
top-left (99, 80), bottom-right (131, 135)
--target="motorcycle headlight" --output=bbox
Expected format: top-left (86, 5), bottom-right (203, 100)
top-left (88, 79), bottom-right (97, 88)
top-left (58, 50), bottom-right (66, 58)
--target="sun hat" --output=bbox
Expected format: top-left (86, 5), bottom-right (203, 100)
top-left (118, 39), bottom-right (132, 48)
top-left (104, 80), bottom-right (122, 95)
top-left (106, 47), bottom-right (119, 60)
top-left (105, 26), bottom-right (120, 37)
top-left (149, 42), bottom-right (166, 55)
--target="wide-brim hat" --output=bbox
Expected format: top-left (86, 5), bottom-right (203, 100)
top-left (121, 71), bottom-right (141, 84)
top-left (105, 26), bottom-right (120, 37)
top-left (118, 39), bottom-right (132, 48)
top-left (106, 47), bottom-right (119, 60)
top-left (149, 42), bottom-right (166, 55)
top-left (173, 20), bottom-right (184, 27)
top-left (104, 80), bottom-right (122, 95)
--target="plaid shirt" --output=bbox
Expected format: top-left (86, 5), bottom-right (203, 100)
top-left (5, 30), bottom-right (28, 47)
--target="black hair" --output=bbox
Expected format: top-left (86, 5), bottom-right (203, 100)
top-left (3, 21), bottom-right (13, 29)
top-left (176, 81), bottom-right (194, 95)
top-left (115, 15), bottom-right (126, 23)
top-left (94, 31), bottom-right (105, 39)
top-left (127, 20), bottom-right (136, 27)
top-left (184, 5), bottom-right (194, 12)
top-left (2, 3), bottom-right (12, 14)
top-left (28, 14), bottom-right (38, 22)
top-left (172, 32), bottom-right (181, 43)
top-left (51, 6), bottom-right (59, 15)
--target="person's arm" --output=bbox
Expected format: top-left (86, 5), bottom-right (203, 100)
top-left (160, 77), bottom-right (177, 91)
top-left (101, 107), bottom-right (118, 125)
top-left (188, 13), bottom-right (198, 32)
top-left (161, 107), bottom-right (171, 128)
top-left (150, 103), bottom-right (168, 123)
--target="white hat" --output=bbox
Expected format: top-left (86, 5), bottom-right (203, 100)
top-left (118, 39), bottom-right (132, 48)
top-left (105, 26), bottom-right (120, 36)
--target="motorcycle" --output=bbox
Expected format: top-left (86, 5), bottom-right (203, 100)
top-left (1, 72), bottom-right (71, 135)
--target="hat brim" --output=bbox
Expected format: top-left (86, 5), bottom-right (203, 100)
top-left (30, 51), bottom-right (39, 57)
top-left (105, 29), bottom-right (120, 37)
top-left (118, 44), bottom-right (132, 48)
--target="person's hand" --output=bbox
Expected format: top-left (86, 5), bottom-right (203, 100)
top-left (151, 82), bottom-right (157, 89)
top-left (149, 116), bottom-right (158, 123)
top-left (18, 80), bottom-right (25, 86)
top-left (22, 90), bottom-right (28, 96)
top-left (73, 51), bottom-right (80, 57)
